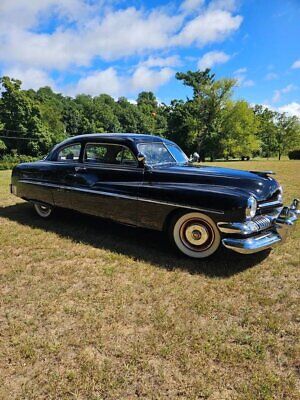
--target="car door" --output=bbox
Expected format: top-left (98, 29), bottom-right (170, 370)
top-left (70, 142), bottom-right (144, 225)
top-left (48, 142), bottom-right (83, 208)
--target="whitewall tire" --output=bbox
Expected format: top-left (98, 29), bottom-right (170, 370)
top-left (34, 203), bottom-right (53, 218)
top-left (170, 212), bottom-right (221, 258)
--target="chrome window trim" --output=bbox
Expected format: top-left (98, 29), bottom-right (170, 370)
top-left (83, 142), bottom-right (138, 168)
top-left (18, 179), bottom-right (224, 215)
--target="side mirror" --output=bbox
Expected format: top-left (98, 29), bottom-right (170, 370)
top-left (137, 153), bottom-right (146, 167)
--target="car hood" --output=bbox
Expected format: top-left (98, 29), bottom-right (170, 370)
top-left (151, 163), bottom-right (280, 202)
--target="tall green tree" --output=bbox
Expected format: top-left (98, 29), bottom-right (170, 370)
top-left (166, 100), bottom-right (198, 154)
top-left (276, 113), bottom-right (300, 160)
top-left (253, 105), bottom-right (278, 158)
top-left (175, 69), bottom-right (235, 160)
top-left (0, 77), bottom-right (50, 156)
top-left (221, 101), bottom-right (260, 160)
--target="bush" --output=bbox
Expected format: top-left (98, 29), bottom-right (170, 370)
top-left (288, 149), bottom-right (300, 160)
top-left (0, 154), bottom-right (41, 170)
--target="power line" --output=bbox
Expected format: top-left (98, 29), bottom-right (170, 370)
top-left (0, 135), bottom-right (42, 141)
top-left (1, 128), bottom-right (45, 133)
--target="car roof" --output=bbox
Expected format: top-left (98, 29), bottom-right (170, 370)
top-left (69, 133), bottom-right (168, 142)
top-left (47, 133), bottom-right (177, 160)
top-left (55, 133), bottom-right (175, 148)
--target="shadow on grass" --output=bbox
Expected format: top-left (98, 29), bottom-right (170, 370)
top-left (0, 202), bottom-right (271, 278)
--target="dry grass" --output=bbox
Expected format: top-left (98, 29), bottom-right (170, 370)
top-left (0, 160), bottom-right (299, 400)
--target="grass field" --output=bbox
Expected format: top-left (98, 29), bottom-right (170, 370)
top-left (0, 160), bottom-right (299, 399)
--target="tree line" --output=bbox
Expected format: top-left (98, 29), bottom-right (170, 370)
top-left (0, 70), bottom-right (299, 161)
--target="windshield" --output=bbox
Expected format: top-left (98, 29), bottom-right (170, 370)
top-left (138, 142), bottom-right (188, 165)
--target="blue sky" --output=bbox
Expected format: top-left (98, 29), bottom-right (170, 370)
top-left (0, 0), bottom-right (299, 116)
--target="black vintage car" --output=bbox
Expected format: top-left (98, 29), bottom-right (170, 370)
top-left (10, 133), bottom-right (299, 258)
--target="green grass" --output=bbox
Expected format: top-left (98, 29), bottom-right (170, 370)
top-left (0, 161), bottom-right (299, 399)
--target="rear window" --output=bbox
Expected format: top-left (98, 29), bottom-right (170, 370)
top-left (56, 144), bottom-right (81, 162)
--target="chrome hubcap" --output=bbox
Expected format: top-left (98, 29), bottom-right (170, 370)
top-left (179, 218), bottom-right (215, 252)
top-left (35, 203), bottom-right (52, 217)
top-left (185, 224), bottom-right (209, 246)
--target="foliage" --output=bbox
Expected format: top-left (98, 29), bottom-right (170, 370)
top-left (0, 77), bottom-right (51, 156)
top-left (276, 113), bottom-right (300, 160)
top-left (221, 100), bottom-right (260, 159)
top-left (0, 154), bottom-right (40, 170)
top-left (253, 105), bottom-right (278, 158)
top-left (288, 149), bottom-right (300, 159)
top-left (0, 139), bottom-right (7, 155)
top-left (175, 69), bottom-right (236, 160)
top-left (0, 71), bottom-right (299, 160)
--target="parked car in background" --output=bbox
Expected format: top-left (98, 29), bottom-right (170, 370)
top-left (10, 134), bottom-right (299, 258)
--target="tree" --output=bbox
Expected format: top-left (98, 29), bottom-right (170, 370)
top-left (276, 113), bottom-right (300, 160)
top-left (166, 100), bottom-right (198, 154)
top-left (0, 77), bottom-right (50, 156)
top-left (92, 95), bottom-right (122, 132)
top-left (253, 105), bottom-right (278, 158)
top-left (175, 69), bottom-right (235, 160)
top-left (137, 91), bottom-right (158, 109)
top-left (221, 101), bottom-right (260, 160)
top-left (63, 103), bottom-right (95, 135)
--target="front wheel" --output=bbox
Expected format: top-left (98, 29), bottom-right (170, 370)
top-left (169, 212), bottom-right (221, 258)
top-left (33, 203), bottom-right (53, 218)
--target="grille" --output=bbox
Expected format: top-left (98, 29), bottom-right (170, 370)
top-left (258, 190), bottom-right (282, 211)
top-left (253, 215), bottom-right (273, 231)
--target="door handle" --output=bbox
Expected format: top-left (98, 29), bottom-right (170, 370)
top-left (74, 166), bottom-right (87, 172)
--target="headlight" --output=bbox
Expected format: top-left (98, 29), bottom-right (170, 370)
top-left (246, 196), bottom-right (257, 220)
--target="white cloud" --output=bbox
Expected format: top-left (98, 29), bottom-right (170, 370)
top-left (278, 102), bottom-right (300, 118)
top-left (272, 84), bottom-right (297, 103)
top-left (291, 59), bottom-right (300, 69)
top-left (73, 68), bottom-right (122, 97)
top-left (87, 8), bottom-right (182, 61)
top-left (174, 9), bottom-right (242, 46)
top-left (2, 67), bottom-right (56, 90)
top-left (234, 67), bottom-right (247, 74)
top-left (131, 66), bottom-right (174, 92)
top-left (198, 50), bottom-right (230, 69)
top-left (69, 65), bottom-right (174, 97)
top-left (0, 0), bottom-right (93, 30)
top-left (0, 8), bottom-right (182, 69)
top-left (208, 0), bottom-right (239, 12)
top-left (0, 3), bottom-right (242, 71)
top-left (233, 67), bottom-right (254, 87)
top-left (140, 55), bottom-right (181, 68)
top-left (265, 72), bottom-right (278, 81)
top-left (180, 0), bottom-right (205, 12)
top-left (0, 1), bottom-right (243, 95)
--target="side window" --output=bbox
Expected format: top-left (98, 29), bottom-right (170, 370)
top-left (57, 144), bottom-right (81, 162)
top-left (85, 143), bottom-right (137, 166)
top-left (116, 148), bottom-right (137, 166)
top-left (85, 144), bottom-right (108, 163)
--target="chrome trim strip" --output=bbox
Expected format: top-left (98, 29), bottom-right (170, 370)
top-left (258, 200), bottom-right (282, 208)
top-left (18, 179), bottom-right (224, 214)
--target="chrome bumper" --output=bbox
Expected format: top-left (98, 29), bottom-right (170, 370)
top-left (218, 199), bottom-right (299, 254)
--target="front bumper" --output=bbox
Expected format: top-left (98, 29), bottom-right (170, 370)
top-left (218, 199), bottom-right (299, 254)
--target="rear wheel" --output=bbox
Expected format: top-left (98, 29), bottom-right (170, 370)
top-left (169, 212), bottom-right (221, 258)
top-left (33, 203), bottom-right (53, 218)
